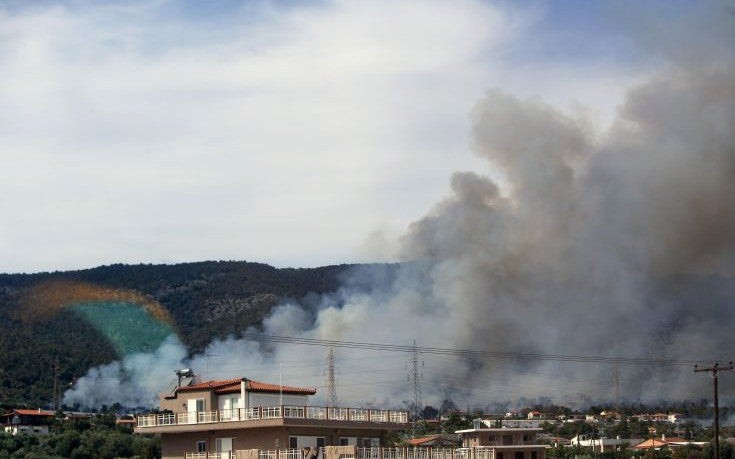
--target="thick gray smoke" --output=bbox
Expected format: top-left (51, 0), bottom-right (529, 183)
top-left (64, 8), bottom-right (735, 410)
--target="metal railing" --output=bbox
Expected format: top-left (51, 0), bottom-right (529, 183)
top-left (208, 453), bottom-right (233, 459)
top-left (185, 448), bottom-right (501, 459)
top-left (279, 449), bottom-right (304, 459)
top-left (137, 405), bottom-right (409, 428)
top-left (358, 448), bottom-right (488, 459)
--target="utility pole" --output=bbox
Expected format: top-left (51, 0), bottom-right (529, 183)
top-left (694, 361), bottom-right (734, 459)
top-left (408, 339), bottom-right (423, 436)
top-left (326, 347), bottom-right (337, 407)
top-left (53, 357), bottom-right (60, 411)
top-left (613, 364), bottom-right (621, 410)
top-left (279, 363), bottom-right (283, 407)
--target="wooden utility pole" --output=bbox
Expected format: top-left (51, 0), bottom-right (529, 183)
top-left (53, 357), bottom-right (59, 411)
top-left (694, 362), bottom-right (734, 459)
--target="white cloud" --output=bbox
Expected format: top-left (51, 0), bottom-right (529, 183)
top-left (0, 0), bottom-right (631, 272)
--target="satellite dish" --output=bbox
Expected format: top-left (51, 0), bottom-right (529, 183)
top-left (11, 415), bottom-right (21, 425)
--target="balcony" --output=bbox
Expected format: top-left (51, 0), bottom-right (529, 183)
top-left (137, 405), bottom-right (409, 428)
top-left (184, 448), bottom-right (485, 459)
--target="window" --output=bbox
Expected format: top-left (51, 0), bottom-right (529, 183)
top-left (340, 438), bottom-right (349, 446)
top-left (196, 399), bottom-right (205, 412)
top-left (523, 435), bottom-right (529, 442)
top-left (489, 435), bottom-right (496, 443)
top-left (531, 452), bottom-right (537, 459)
top-left (503, 435), bottom-right (512, 446)
top-left (290, 437), bottom-right (298, 449)
top-left (497, 453), bottom-right (503, 459)
top-left (515, 452), bottom-right (524, 459)
top-left (196, 441), bottom-right (206, 453)
top-left (216, 438), bottom-right (233, 453)
top-left (317, 438), bottom-right (325, 448)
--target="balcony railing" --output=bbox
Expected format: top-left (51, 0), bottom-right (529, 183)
top-left (186, 453), bottom-right (233, 459)
top-left (186, 448), bottom-right (492, 459)
top-left (137, 405), bottom-right (409, 428)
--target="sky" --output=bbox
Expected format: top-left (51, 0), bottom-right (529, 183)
top-left (0, 0), bottom-right (706, 273)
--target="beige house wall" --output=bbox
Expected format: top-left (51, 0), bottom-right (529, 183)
top-left (493, 448), bottom-right (546, 459)
top-left (457, 430), bottom-right (545, 459)
top-left (161, 426), bottom-right (392, 459)
top-left (161, 390), bottom-right (217, 414)
top-left (462, 432), bottom-right (538, 447)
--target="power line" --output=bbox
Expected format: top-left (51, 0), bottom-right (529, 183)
top-left (238, 332), bottom-right (723, 366)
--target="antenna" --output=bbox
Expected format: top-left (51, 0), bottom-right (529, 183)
top-left (408, 339), bottom-right (423, 436)
top-left (326, 347), bottom-right (337, 407)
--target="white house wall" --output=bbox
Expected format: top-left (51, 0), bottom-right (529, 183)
top-left (248, 393), bottom-right (309, 407)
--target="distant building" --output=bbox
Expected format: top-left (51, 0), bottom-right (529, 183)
top-left (527, 411), bottom-right (543, 420)
top-left (498, 419), bottom-right (547, 429)
top-left (599, 411), bottom-right (620, 421)
top-left (632, 435), bottom-right (707, 451)
top-left (562, 415), bottom-right (585, 423)
top-left (631, 413), bottom-right (684, 424)
top-left (456, 423), bottom-right (546, 459)
top-left (0, 408), bottom-right (54, 436)
top-left (570, 435), bottom-right (642, 452)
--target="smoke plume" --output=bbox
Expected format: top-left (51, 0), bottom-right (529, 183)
top-left (64, 7), bottom-right (735, 410)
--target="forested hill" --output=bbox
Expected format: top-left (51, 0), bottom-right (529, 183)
top-left (0, 261), bottom-right (360, 407)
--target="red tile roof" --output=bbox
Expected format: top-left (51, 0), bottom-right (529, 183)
top-left (176, 378), bottom-right (316, 395)
top-left (408, 435), bottom-right (445, 446)
top-left (10, 409), bottom-right (55, 417)
top-left (633, 438), bottom-right (689, 449)
top-left (409, 436), bottom-right (436, 446)
top-left (246, 380), bottom-right (316, 395)
top-left (176, 378), bottom-right (243, 392)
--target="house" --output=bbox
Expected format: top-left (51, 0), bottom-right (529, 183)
top-left (569, 435), bottom-right (642, 452)
top-left (134, 376), bottom-right (408, 459)
top-left (0, 408), bottom-right (55, 436)
top-left (632, 435), bottom-right (705, 451)
top-left (499, 419), bottom-right (546, 429)
top-left (631, 413), bottom-right (681, 424)
top-left (667, 413), bottom-right (685, 424)
top-left (599, 411), bottom-right (620, 421)
top-left (538, 435), bottom-right (570, 447)
top-left (526, 411), bottom-right (543, 420)
top-left (455, 421), bottom-right (546, 459)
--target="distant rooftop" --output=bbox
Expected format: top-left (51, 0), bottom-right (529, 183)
top-left (455, 427), bottom-right (543, 433)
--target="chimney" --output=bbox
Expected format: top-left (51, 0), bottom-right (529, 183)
top-left (241, 378), bottom-right (248, 410)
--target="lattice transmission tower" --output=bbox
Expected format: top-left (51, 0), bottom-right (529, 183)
top-left (326, 347), bottom-right (338, 407)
